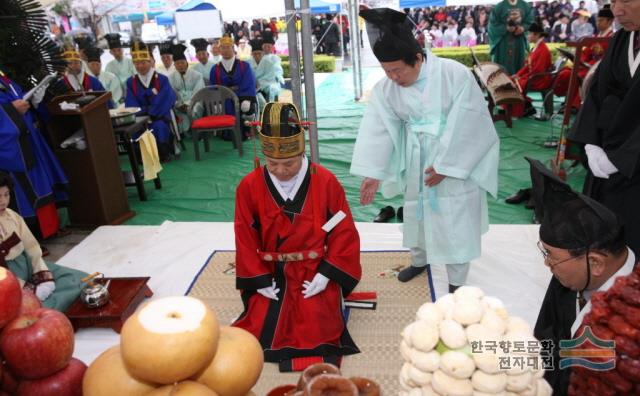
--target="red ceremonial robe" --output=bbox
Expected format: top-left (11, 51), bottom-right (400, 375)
top-left (232, 163), bottom-right (361, 366)
top-left (553, 29), bottom-right (613, 108)
top-left (510, 40), bottom-right (552, 117)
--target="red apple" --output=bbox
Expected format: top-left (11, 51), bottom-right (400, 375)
top-left (16, 357), bottom-right (86, 396)
top-left (0, 308), bottom-right (74, 379)
top-left (18, 290), bottom-right (41, 316)
top-left (0, 267), bottom-right (22, 328)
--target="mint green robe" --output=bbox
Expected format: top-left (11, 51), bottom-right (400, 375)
top-left (169, 68), bottom-right (205, 132)
top-left (350, 53), bottom-right (499, 264)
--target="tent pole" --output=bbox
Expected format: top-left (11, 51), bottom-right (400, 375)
top-left (300, 0), bottom-right (320, 164)
top-left (347, 0), bottom-right (362, 101)
top-left (284, 0), bottom-right (303, 113)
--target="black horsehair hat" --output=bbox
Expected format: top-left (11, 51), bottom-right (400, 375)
top-left (528, 158), bottom-right (621, 250)
top-left (359, 8), bottom-right (422, 63)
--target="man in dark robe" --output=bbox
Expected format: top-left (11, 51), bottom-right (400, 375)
top-left (233, 102), bottom-right (361, 373)
top-left (0, 70), bottom-right (67, 239)
top-left (568, 0), bottom-right (640, 257)
top-left (529, 158), bottom-right (636, 396)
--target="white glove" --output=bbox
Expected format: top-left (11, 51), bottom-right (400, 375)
top-left (257, 279), bottom-right (280, 301)
top-left (585, 144), bottom-right (618, 179)
top-left (240, 100), bottom-right (251, 113)
top-left (30, 86), bottom-right (47, 107)
top-left (35, 281), bottom-right (56, 301)
top-left (302, 273), bottom-right (330, 299)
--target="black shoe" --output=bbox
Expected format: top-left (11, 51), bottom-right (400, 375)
top-left (522, 105), bottom-right (537, 118)
top-left (449, 284), bottom-right (460, 293)
top-left (543, 139), bottom-right (559, 148)
top-left (398, 265), bottom-right (426, 282)
top-left (525, 196), bottom-right (536, 210)
top-left (505, 188), bottom-right (531, 204)
top-left (397, 207), bottom-right (403, 222)
top-left (374, 206), bottom-right (395, 223)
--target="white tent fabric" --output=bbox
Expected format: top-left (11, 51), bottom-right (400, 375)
top-left (62, 222), bottom-right (551, 365)
top-left (212, 0), bottom-right (286, 20)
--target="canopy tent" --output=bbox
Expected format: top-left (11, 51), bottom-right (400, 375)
top-left (111, 11), bottom-right (164, 23)
top-left (295, 0), bottom-right (341, 13)
top-left (399, 0), bottom-right (446, 7)
top-left (155, 12), bottom-right (175, 25)
top-left (176, 0), bottom-right (217, 11)
top-left (208, 0), bottom-right (286, 20)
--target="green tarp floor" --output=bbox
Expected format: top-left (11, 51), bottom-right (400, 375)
top-left (124, 68), bottom-right (586, 226)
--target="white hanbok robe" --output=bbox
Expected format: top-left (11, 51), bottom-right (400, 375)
top-left (156, 63), bottom-right (176, 77)
top-left (95, 70), bottom-right (124, 104)
top-left (350, 53), bottom-right (499, 264)
top-left (248, 54), bottom-right (284, 105)
top-left (192, 60), bottom-right (216, 85)
top-left (168, 68), bottom-right (205, 132)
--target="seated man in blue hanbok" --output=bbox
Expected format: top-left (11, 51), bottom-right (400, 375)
top-left (0, 70), bottom-right (68, 240)
top-left (248, 34), bottom-right (284, 112)
top-left (125, 41), bottom-right (177, 161)
top-left (168, 43), bottom-right (205, 136)
top-left (57, 45), bottom-right (107, 95)
top-left (0, 172), bottom-right (86, 312)
top-left (210, 35), bottom-right (257, 139)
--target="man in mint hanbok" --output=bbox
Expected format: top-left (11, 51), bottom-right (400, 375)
top-left (168, 44), bottom-right (205, 135)
top-left (248, 37), bottom-right (284, 111)
top-left (86, 46), bottom-right (123, 104)
top-left (104, 33), bottom-right (135, 91)
top-left (191, 38), bottom-right (216, 85)
top-left (488, 0), bottom-right (534, 75)
top-left (351, 8), bottom-right (499, 293)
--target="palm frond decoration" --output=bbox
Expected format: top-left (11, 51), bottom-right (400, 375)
top-left (0, 0), bottom-right (66, 90)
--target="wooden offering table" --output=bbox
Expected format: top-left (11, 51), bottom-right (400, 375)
top-left (65, 277), bottom-right (153, 333)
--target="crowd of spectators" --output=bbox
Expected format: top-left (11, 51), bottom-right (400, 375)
top-left (405, 0), bottom-right (602, 48)
top-left (218, 0), bottom-right (605, 53)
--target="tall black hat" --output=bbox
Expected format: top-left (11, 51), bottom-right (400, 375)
top-left (171, 43), bottom-right (187, 62)
top-left (190, 38), bottom-right (209, 52)
top-left (249, 38), bottom-right (263, 52)
top-left (85, 46), bottom-right (103, 63)
top-left (104, 33), bottom-right (125, 49)
top-left (360, 8), bottom-right (422, 62)
top-left (159, 41), bottom-right (173, 55)
top-left (528, 158), bottom-right (621, 250)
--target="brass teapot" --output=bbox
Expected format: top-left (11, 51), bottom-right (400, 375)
top-left (80, 272), bottom-right (110, 309)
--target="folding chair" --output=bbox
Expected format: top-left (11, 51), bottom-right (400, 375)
top-left (189, 85), bottom-right (243, 161)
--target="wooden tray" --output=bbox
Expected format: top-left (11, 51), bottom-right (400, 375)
top-left (65, 277), bottom-right (153, 333)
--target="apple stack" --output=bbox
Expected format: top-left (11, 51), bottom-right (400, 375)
top-left (0, 267), bottom-right (87, 396)
top-left (83, 295), bottom-right (264, 396)
top-left (398, 286), bottom-right (553, 396)
top-left (568, 266), bottom-right (640, 396)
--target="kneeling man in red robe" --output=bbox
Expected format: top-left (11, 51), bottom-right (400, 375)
top-left (232, 102), bottom-right (362, 372)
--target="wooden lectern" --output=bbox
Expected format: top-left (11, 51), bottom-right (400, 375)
top-left (48, 92), bottom-right (134, 226)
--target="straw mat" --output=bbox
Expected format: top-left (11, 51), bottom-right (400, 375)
top-left (188, 251), bottom-right (433, 394)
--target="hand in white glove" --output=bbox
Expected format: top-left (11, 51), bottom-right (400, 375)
top-left (35, 281), bottom-right (56, 301)
top-left (30, 86), bottom-right (47, 107)
top-left (240, 100), bottom-right (251, 113)
top-left (257, 279), bottom-right (280, 301)
top-left (585, 144), bottom-right (618, 179)
top-left (302, 273), bottom-right (330, 299)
